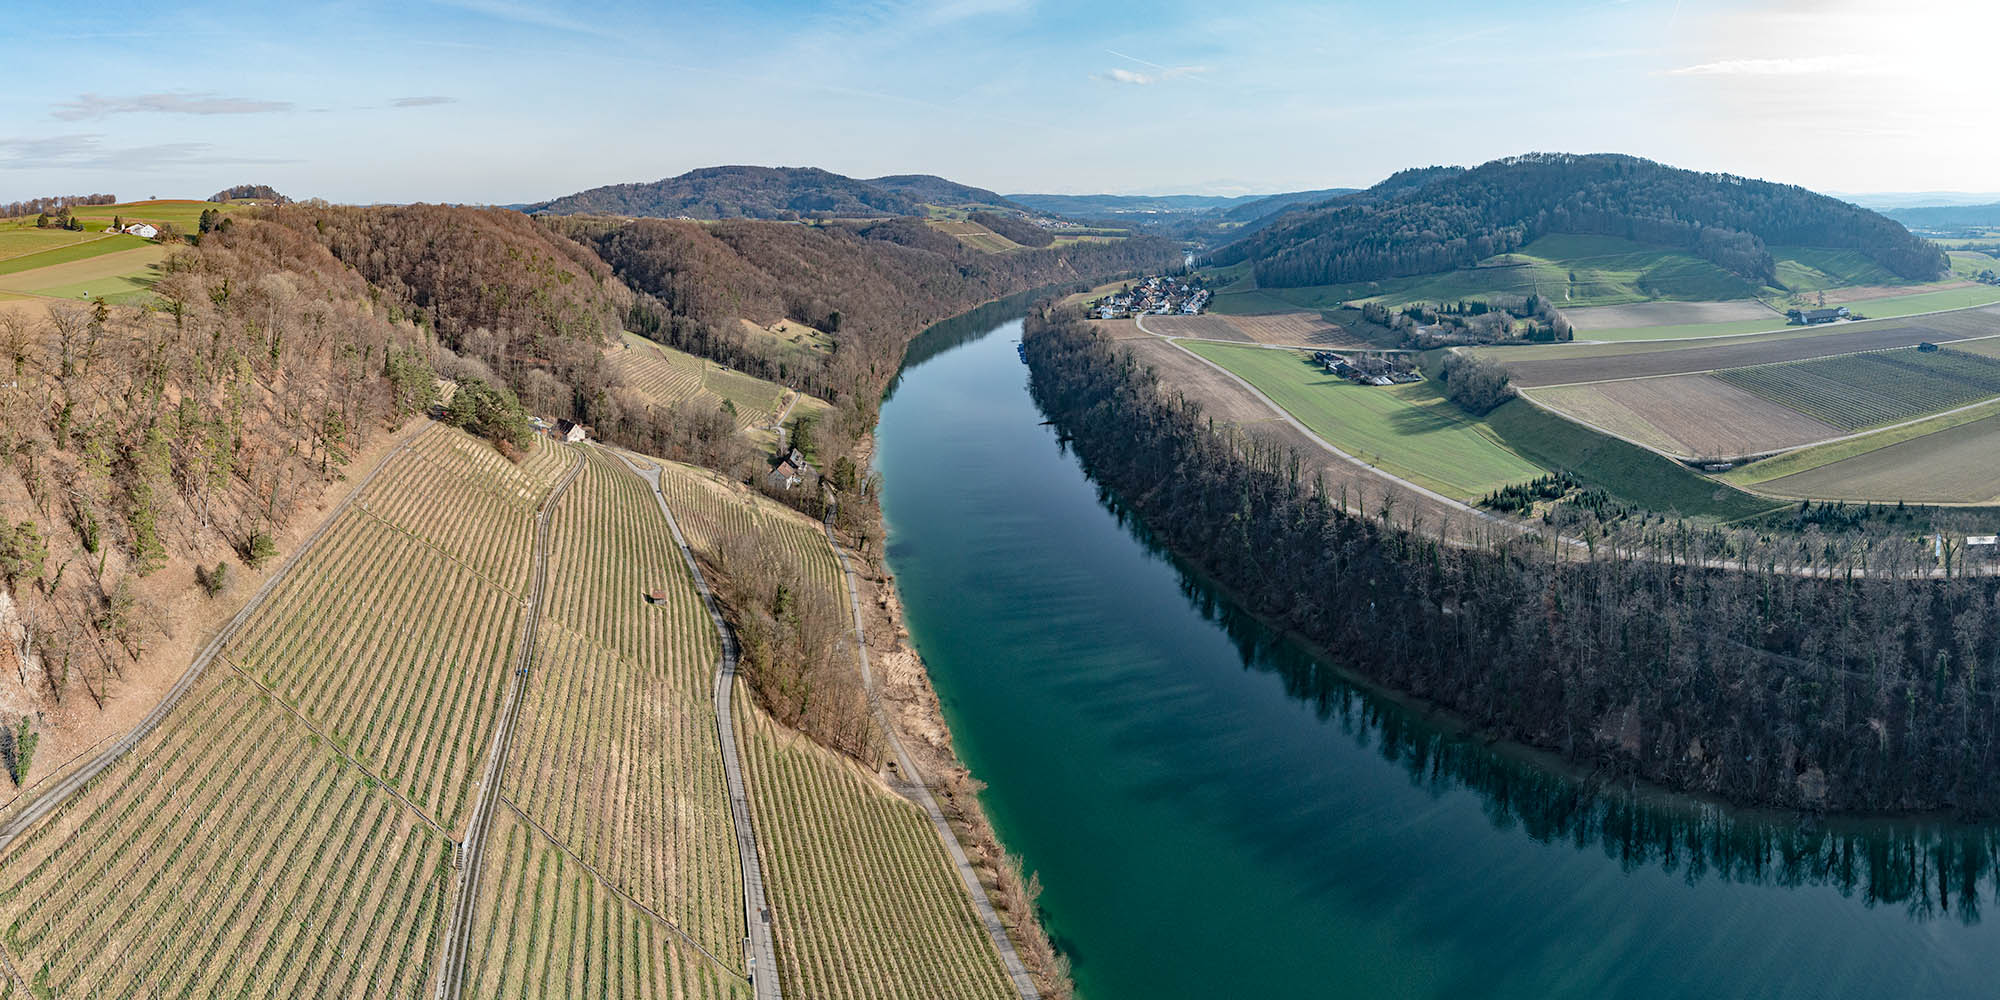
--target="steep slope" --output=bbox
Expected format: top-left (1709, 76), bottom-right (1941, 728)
top-left (1214, 153), bottom-right (1946, 289)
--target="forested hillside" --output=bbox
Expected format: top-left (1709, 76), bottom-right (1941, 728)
top-left (865, 174), bottom-right (1021, 209)
top-left (1214, 153), bottom-right (1946, 289)
top-left (566, 215), bottom-right (1178, 457)
top-left (1026, 305), bottom-right (2000, 815)
top-left (529, 165), bottom-right (934, 220)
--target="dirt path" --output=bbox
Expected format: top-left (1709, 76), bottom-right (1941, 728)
top-left (0, 423), bottom-right (427, 854)
top-left (432, 445), bottom-right (584, 1000)
top-left (612, 448), bottom-right (783, 1000)
top-left (820, 506), bottom-right (1043, 1000)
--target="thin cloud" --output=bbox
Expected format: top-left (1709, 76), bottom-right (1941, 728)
top-left (392, 95), bottom-right (457, 107)
top-left (430, 0), bottom-right (616, 38)
top-left (0, 134), bottom-right (295, 170)
top-left (53, 92), bottom-right (294, 121)
top-left (1668, 54), bottom-right (1867, 77)
top-left (1096, 65), bottom-right (1206, 85)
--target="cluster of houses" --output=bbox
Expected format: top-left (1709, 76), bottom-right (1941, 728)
top-left (1311, 350), bottom-right (1422, 386)
top-left (1092, 275), bottom-right (1210, 319)
top-left (110, 222), bottom-right (159, 239)
top-left (1788, 305), bottom-right (1851, 325)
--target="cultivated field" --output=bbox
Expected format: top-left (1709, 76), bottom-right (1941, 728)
top-left (1561, 299), bottom-right (1782, 333)
top-left (652, 459), bottom-right (1016, 1000)
top-left (613, 333), bottom-right (806, 432)
top-left (1753, 413), bottom-right (2000, 503)
top-left (0, 229), bottom-right (102, 262)
top-left (1222, 310), bottom-right (1383, 347)
top-left (69, 199), bottom-right (243, 231)
top-left (1711, 347), bottom-right (2000, 431)
top-left (0, 673), bottom-right (455, 997)
top-left (471, 445), bottom-right (748, 984)
top-left (1526, 375), bottom-right (1840, 458)
top-left (735, 691), bottom-right (1017, 1000)
top-left (463, 808), bottom-right (749, 999)
top-left (0, 423), bottom-right (573, 997)
top-left (0, 244), bottom-right (168, 303)
top-left (1498, 319), bottom-right (1997, 387)
top-left (1183, 342), bottom-right (1545, 498)
top-left (927, 220), bottom-right (1022, 254)
top-left (1141, 314), bottom-right (1250, 341)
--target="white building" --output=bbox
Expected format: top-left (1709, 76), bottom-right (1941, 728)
top-left (123, 223), bottom-right (159, 239)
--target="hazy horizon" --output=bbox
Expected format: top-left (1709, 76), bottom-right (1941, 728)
top-left (4, 0), bottom-right (1997, 205)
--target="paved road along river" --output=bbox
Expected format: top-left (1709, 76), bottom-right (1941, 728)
top-left (873, 311), bottom-right (2000, 1000)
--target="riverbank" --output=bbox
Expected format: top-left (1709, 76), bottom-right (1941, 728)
top-left (1023, 304), bottom-right (2000, 817)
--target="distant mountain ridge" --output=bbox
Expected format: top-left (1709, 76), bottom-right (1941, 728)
top-left (1883, 202), bottom-right (2000, 232)
top-left (528, 166), bottom-right (1021, 220)
top-left (1212, 152), bottom-right (1945, 289)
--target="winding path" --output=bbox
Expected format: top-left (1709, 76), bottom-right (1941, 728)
top-left (0, 421), bottom-right (428, 853)
top-left (821, 505), bottom-right (1045, 1000)
top-left (433, 445), bottom-right (584, 1000)
top-left (612, 449), bottom-right (783, 1000)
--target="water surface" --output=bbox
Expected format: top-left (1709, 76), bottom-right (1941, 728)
top-left (875, 313), bottom-right (2000, 1000)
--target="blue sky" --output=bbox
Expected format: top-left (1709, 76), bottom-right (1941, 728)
top-left (2, 0), bottom-right (1993, 204)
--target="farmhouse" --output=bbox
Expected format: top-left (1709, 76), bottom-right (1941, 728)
top-left (553, 418), bottom-right (588, 443)
top-left (121, 223), bottom-right (159, 239)
top-left (768, 447), bottom-right (816, 489)
top-left (1789, 306), bottom-right (1850, 325)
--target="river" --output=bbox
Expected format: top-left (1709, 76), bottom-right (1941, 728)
top-left (873, 311), bottom-right (2000, 1000)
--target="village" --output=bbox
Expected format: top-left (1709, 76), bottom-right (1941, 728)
top-left (1310, 349), bottom-right (1422, 386)
top-left (1090, 273), bottom-right (1211, 319)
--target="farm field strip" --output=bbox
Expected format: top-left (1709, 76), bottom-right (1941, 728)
top-left (1752, 413), bottom-right (2000, 504)
top-left (1497, 318), bottom-right (2000, 387)
top-left (1525, 376), bottom-right (1842, 458)
top-left (462, 808), bottom-right (750, 1000)
top-left (0, 244), bottom-right (165, 295)
top-left (1711, 347), bottom-right (2000, 431)
top-left (736, 691), bottom-right (1017, 1000)
top-left (0, 231), bottom-right (139, 270)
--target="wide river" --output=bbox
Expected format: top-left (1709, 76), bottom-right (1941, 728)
top-left (873, 309), bottom-right (2000, 999)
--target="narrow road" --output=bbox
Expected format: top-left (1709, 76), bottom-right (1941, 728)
top-left (433, 446), bottom-right (583, 1000)
top-left (820, 505), bottom-right (1044, 1000)
top-left (611, 449), bottom-right (782, 1000)
top-left (0, 421), bottom-right (428, 853)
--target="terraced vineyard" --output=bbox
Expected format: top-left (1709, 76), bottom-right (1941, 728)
top-left (735, 690), bottom-right (1016, 1000)
top-left (0, 659), bottom-right (454, 996)
top-left (1712, 346), bottom-right (2000, 431)
top-left (475, 446), bottom-right (748, 986)
top-left (614, 334), bottom-right (797, 431)
top-left (0, 423), bottom-right (573, 996)
top-left (462, 808), bottom-right (749, 1000)
top-left (653, 458), bottom-right (1013, 1000)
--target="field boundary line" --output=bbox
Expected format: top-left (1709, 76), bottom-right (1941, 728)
top-left (819, 503), bottom-right (1045, 1000)
top-left (609, 447), bottom-right (782, 1000)
top-left (432, 444), bottom-right (583, 1000)
top-left (349, 503), bottom-right (529, 599)
top-left (495, 794), bottom-right (752, 986)
top-left (215, 653), bottom-right (451, 837)
top-left (0, 419), bottom-right (432, 855)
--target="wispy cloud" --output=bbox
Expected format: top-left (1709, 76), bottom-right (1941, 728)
top-left (1668, 54), bottom-right (1869, 77)
top-left (392, 95), bottom-right (457, 107)
top-left (0, 134), bottom-right (295, 169)
top-left (1097, 49), bottom-right (1207, 85)
top-left (430, 0), bottom-right (615, 38)
top-left (54, 92), bottom-right (293, 121)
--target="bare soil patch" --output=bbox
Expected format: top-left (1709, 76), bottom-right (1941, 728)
top-left (1758, 413), bottom-right (2000, 503)
top-left (1143, 315), bottom-right (1249, 341)
top-left (1504, 322), bottom-right (1991, 387)
top-left (1124, 339), bottom-right (1285, 424)
top-left (1532, 376), bottom-right (1841, 458)
top-left (1562, 300), bottom-right (1780, 330)
top-left (1094, 318), bottom-right (1152, 341)
top-left (1223, 311), bottom-right (1377, 347)
top-left (1820, 280), bottom-right (1975, 304)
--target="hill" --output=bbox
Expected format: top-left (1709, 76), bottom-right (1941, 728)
top-left (530, 165), bottom-right (1023, 220)
top-left (1213, 153), bottom-right (1946, 290)
top-left (864, 173), bottom-right (1021, 210)
top-left (1218, 186), bottom-right (1358, 224)
top-left (1004, 192), bottom-right (1254, 218)
top-left (1883, 202), bottom-right (2000, 232)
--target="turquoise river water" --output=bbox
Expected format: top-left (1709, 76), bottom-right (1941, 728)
top-left (873, 309), bottom-right (2000, 1000)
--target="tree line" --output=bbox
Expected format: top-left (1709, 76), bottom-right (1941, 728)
top-left (1213, 153), bottom-right (1947, 289)
top-left (2, 194), bottom-right (115, 219)
top-left (1024, 305), bottom-right (2000, 816)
